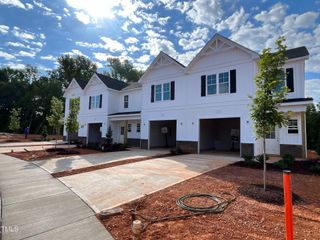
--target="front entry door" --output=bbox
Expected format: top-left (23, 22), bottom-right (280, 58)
top-left (265, 128), bottom-right (280, 155)
top-left (119, 125), bottom-right (125, 144)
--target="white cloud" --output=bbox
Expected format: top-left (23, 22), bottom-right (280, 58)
top-left (0, 51), bottom-right (15, 60)
top-left (254, 2), bottom-right (288, 24)
top-left (177, 49), bottom-right (200, 66)
top-left (305, 79), bottom-right (320, 104)
top-left (40, 55), bottom-right (56, 61)
top-left (94, 61), bottom-right (103, 68)
top-left (3, 62), bottom-right (25, 69)
top-left (283, 12), bottom-right (319, 32)
top-left (16, 50), bottom-right (36, 57)
top-left (186, 0), bottom-right (224, 26)
top-left (0, 0), bottom-right (26, 9)
top-left (127, 45), bottom-right (139, 52)
top-left (136, 54), bottom-right (150, 63)
top-left (101, 37), bottom-right (125, 52)
top-left (75, 11), bottom-right (91, 24)
top-left (0, 25), bottom-right (9, 34)
top-left (142, 36), bottom-right (177, 57)
top-left (158, 16), bottom-right (170, 25)
top-left (12, 26), bottom-right (36, 40)
top-left (6, 41), bottom-right (25, 47)
top-left (64, 49), bottom-right (88, 57)
top-left (25, 3), bottom-right (33, 9)
top-left (125, 37), bottom-right (139, 44)
top-left (178, 38), bottom-right (204, 51)
top-left (93, 52), bottom-right (115, 62)
top-left (216, 7), bottom-right (249, 32)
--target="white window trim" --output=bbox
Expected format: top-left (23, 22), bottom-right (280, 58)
top-left (154, 82), bottom-right (171, 102)
top-left (206, 71), bottom-right (230, 96)
top-left (90, 95), bottom-right (101, 109)
top-left (136, 123), bottom-right (141, 133)
top-left (124, 95), bottom-right (129, 108)
top-left (288, 119), bottom-right (298, 134)
top-left (128, 123), bottom-right (132, 132)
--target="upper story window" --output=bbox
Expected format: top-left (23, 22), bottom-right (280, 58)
top-left (124, 95), bottom-right (129, 108)
top-left (207, 74), bottom-right (217, 95)
top-left (89, 95), bottom-right (102, 109)
top-left (218, 72), bottom-right (229, 94)
top-left (163, 83), bottom-right (170, 100)
top-left (288, 119), bottom-right (298, 134)
top-left (137, 123), bottom-right (141, 133)
top-left (275, 68), bottom-right (294, 93)
top-left (151, 81), bottom-right (175, 102)
top-left (201, 70), bottom-right (235, 97)
top-left (155, 84), bottom-right (162, 101)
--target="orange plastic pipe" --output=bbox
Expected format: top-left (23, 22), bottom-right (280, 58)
top-left (283, 170), bottom-right (293, 240)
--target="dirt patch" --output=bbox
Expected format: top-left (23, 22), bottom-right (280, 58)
top-left (6, 147), bottom-right (100, 161)
top-left (100, 165), bottom-right (320, 240)
top-left (52, 153), bottom-right (174, 178)
top-left (0, 133), bottom-right (62, 143)
top-left (307, 150), bottom-right (320, 161)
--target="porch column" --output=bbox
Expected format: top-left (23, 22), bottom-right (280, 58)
top-left (301, 112), bottom-right (307, 158)
top-left (124, 120), bottom-right (128, 145)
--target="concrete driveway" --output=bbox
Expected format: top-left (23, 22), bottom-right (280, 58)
top-left (33, 149), bottom-right (169, 173)
top-left (59, 153), bottom-right (240, 213)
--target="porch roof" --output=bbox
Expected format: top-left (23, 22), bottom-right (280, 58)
top-left (108, 111), bottom-right (141, 121)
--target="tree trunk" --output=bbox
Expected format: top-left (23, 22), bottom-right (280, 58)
top-left (263, 136), bottom-right (267, 191)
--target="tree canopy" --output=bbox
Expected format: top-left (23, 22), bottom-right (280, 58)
top-left (106, 58), bottom-right (144, 82)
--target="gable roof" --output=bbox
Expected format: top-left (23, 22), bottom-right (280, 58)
top-left (138, 51), bottom-right (185, 83)
top-left (121, 82), bottom-right (142, 91)
top-left (284, 46), bottom-right (309, 59)
top-left (95, 72), bottom-right (128, 91)
top-left (75, 79), bottom-right (88, 89)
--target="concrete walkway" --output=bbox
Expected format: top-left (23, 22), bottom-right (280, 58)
top-left (33, 149), bottom-right (170, 173)
top-left (0, 154), bottom-right (113, 240)
top-left (60, 153), bottom-right (240, 213)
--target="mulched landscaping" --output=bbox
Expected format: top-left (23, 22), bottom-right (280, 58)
top-left (6, 147), bottom-right (100, 161)
top-left (0, 133), bottom-right (62, 143)
top-left (100, 163), bottom-right (320, 240)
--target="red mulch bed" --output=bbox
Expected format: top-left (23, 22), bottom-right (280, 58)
top-left (51, 153), bottom-right (173, 178)
top-left (100, 164), bottom-right (320, 240)
top-left (0, 133), bottom-right (62, 143)
top-left (6, 147), bottom-right (100, 161)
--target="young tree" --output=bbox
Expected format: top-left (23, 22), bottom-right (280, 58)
top-left (250, 36), bottom-right (290, 191)
top-left (105, 126), bottom-right (113, 146)
top-left (46, 96), bottom-right (64, 147)
top-left (8, 108), bottom-right (21, 133)
top-left (65, 98), bottom-right (80, 147)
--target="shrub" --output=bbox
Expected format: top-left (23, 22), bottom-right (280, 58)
top-left (310, 163), bottom-right (320, 174)
top-left (255, 154), bottom-right (269, 164)
top-left (274, 154), bottom-right (295, 169)
top-left (243, 155), bottom-right (256, 166)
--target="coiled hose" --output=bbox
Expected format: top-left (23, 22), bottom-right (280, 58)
top-left (130, 192), bottom-right (236, 232)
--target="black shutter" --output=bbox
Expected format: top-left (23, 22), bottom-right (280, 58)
top-left (99, 94), bottom-right (102, 108)
top-left (89, 96), bottom-right (91, 109)
top-left (201, 75), bottom-right (206, 97)
top-left (170, 81), bottom-right (175, 100)
top-left (151, 85), bottom-right (155, 102)
top-left (286, 68), bottom-right (294, 92)
top-left (230, 69), bottom-right (236, 93)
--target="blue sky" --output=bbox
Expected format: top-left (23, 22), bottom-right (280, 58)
top-left (0, 0), bottom-right (319, 103)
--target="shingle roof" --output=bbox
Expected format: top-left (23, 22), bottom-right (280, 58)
top-left (75, 79), bottom-right (87, 89)
top-left (284, 47), bottom-right (309, 59)
top-left (283, 97), bottom-right (313, 103)
top-left (96, 73), bottom-right (128, 91)
top-left (108, 111), bottom-right (141, 116)
top-left (121, 82), bottom-right (142, 91)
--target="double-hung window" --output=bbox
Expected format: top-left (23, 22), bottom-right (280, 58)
top-left (90, 95), bottom-right (101, 109)
top-left (136, 123), bottom-right (141, 133)
top-left (128, 124), bottom-right (132, 132)
top-left (288, 119), bottom-right (298, 134)
top-left (163, 83), bottom-right (170, 100)
top-left (155, 84), bottom-right (162, 101)
top-left (218, 72), bottom-right (229, 94)
top-left (124, 95), bottom-right (129, 108)
top-left (266, 128), bottom-right (276, 139)
top-left (207, 74), bottom-right (217, 95)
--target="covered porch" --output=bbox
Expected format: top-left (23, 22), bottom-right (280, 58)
top-left (108, 111), bottom-right (141, 147)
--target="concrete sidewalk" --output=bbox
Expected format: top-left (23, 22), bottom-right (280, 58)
top-left (33, 149), bottom-right (170, 173)
top-left (0, 140), bottom-right (65, 148)
top-left (0, 154), bottom-right (113, 240)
